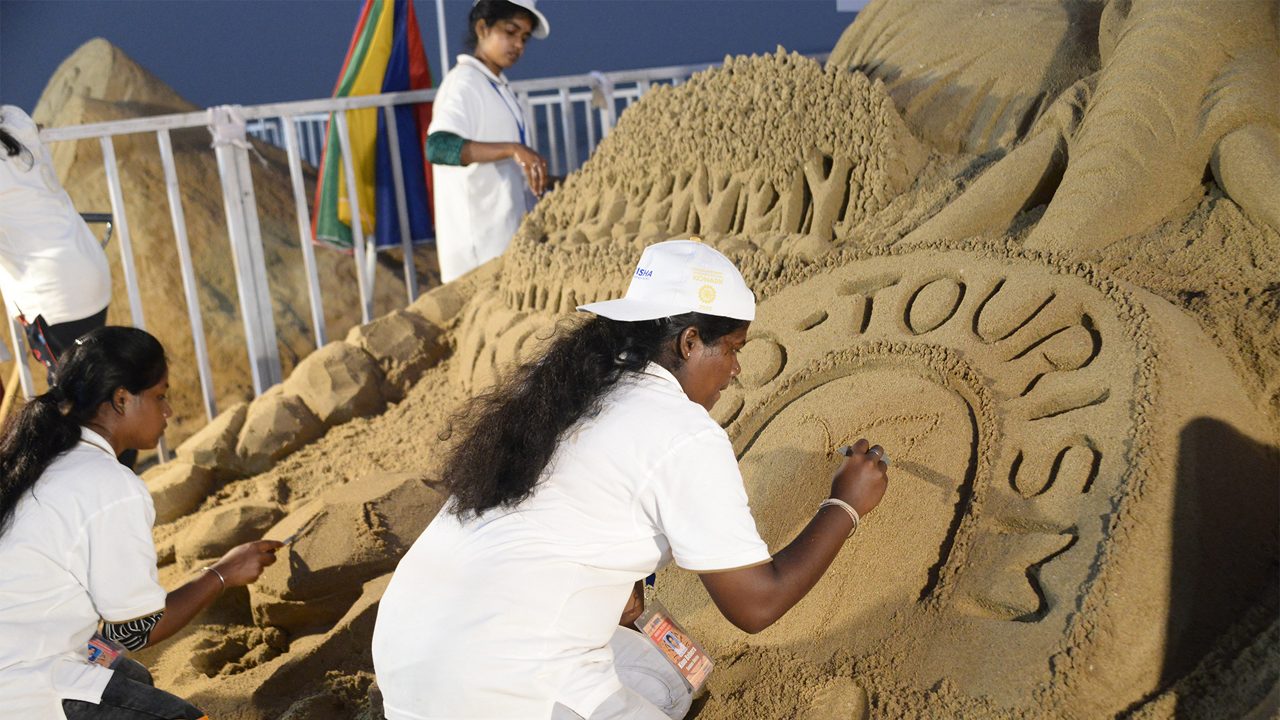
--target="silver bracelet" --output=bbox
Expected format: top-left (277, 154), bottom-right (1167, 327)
top-left (201, 565), bottom-right (226, 591)
top-left (819, 498), bottom-right (860, 538)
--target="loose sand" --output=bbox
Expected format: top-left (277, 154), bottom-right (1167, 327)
top-left (17, 2), bottom-right (1280, 717)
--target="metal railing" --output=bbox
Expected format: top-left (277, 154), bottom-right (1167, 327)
top-left (244, 60), bottom-right (738, 172)
top-left (13, 59), bottom-right (751, 425)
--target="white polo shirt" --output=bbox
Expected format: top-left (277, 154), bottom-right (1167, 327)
top-left (0, 427), bottom-right (167, 720)
top-left (373, 363), bottom-right (771, 720)
top-left (0, 106), bottom-right (111, 325)
top-left (428, 55), bottom-right (533, 283)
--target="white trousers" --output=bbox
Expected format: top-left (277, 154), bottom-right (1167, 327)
top-left (550, 627), bottom-right (693, 720)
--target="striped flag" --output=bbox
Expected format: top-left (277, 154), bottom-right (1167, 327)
top-left (313, 0), bottom-right (434, 251)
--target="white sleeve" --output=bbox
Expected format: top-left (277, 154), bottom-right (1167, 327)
top-left (83, 482), bottom-right (167, 622)
top-left (427, 70), bottom-right (484, 139)
top-left (639, 428), bottom-right (772, 572)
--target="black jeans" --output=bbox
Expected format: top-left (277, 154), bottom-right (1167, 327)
top-left (61, 658), bottom-right (205, 720)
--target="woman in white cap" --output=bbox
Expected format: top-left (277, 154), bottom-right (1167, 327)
top-left (425, 0), bottom-right (551, 283)
top-left (373, 239), bottom-right (890, 719)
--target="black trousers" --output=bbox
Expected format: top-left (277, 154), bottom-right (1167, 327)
top-left (61, 658), bottom-right (205, 720)
top-left (44, 306), bottom-right (108, 359)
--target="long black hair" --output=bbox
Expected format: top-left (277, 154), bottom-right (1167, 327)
top-left (444, 312), bottom-right (747, 518)
top-left (0, 326), bottom-right (166, 537)
top-left (464, 0), bottom-right (539, 51)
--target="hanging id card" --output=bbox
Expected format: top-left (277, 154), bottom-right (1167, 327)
top-left (86, 631), bottom-right (127, 668)
top-left (633, 590), bottom-right (714, 694)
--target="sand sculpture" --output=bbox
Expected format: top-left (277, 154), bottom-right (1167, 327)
top-left (830, 0), bottom-right (1280, 253)
top-left (15, 3), bottom-right (1279, 717)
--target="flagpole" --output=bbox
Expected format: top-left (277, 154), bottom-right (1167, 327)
top-left (435, 0), bottom-right (450, 79)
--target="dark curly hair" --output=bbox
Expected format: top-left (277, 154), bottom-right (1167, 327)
top-left (0, 326), bottom-right (166, 538)
top-left (464, 0), bottom-right (539, 51)
top-left (444, 312), bottom-right (747, 518)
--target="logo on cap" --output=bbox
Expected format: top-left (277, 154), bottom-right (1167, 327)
top-left (698, 285), bottom-right (716, 303)
top-left (635, 268), bottom-right (654, 279)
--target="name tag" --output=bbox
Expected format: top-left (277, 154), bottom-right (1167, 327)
top-left (634, 593), bottom-right (713, 694)
top-left (86, 632), bottom-right (126, 668)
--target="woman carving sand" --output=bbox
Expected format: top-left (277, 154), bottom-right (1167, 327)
top-left (372, 240), bottom-right (890, 719)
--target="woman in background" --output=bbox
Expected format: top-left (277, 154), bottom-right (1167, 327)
top-left (425, 0), bottom-right (552, 283)
top-left (0, 326), bottom-right (282, 719)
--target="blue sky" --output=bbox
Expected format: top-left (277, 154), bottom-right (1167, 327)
top-left (1, 1), bottom-right (863, 116)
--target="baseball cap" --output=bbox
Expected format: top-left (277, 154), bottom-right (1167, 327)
top-left (578, 239), bottom-right (756, 322)
top-left (483, 0), bottom-right (550, 39)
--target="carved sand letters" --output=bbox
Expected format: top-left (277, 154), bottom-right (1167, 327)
top-left (665, 250), bottom-right (1149, 697)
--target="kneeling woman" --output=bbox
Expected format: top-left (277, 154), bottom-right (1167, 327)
top-left (373, 240), bottom-right (890, 719)
top-left (0, 327), bottom-right (282, 719)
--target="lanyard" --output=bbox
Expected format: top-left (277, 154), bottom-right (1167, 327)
top-left (485, 78), bottom-right (527, 147)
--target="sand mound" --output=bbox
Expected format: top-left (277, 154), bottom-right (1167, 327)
top-left (46, 9), bottom-right (1280, 720)
top-left (499, 51), bottom-right (926, 312)
top-left (32, 38), bottom-right (197, 129)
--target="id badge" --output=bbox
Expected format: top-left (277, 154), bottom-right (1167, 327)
top-left (633, 589), bottom-right (714, 694)
top-left (86, 631), bottom-right (127, 669)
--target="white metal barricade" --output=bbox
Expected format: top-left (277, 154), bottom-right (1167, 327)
top-left (26, 57), bottom-right (822, 431)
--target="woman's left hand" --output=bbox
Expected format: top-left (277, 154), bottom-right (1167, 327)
top-left (619, 580), bottom-right (645, 627)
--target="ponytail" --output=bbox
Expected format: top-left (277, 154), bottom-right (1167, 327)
top-left (0, 326), bottom-right (166, 537)
top-left (444, 312), bottom-right (747, 518)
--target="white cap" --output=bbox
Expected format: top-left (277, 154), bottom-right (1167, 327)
top-left (578, 239), bottom-right (756, 322)
top-left (482, 0), bottom-right (550, 39)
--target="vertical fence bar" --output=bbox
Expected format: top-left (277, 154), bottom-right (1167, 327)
top-left (232, 134), bottom-right (283, 388)
top-left (585, 99), bottom-right (597, 156)
top-left (382, 104), bottom-right (419, 303)
top-left (281, 114), bottom-right (328, 348)
top-left (210, 106), bottom-right (283, 395)
top-left (558, 88), bottom-right (578, 173)
top-left (545, 104), bottom-right (561, 177)
top-left (305, 122), bottom-right (320, 168)
top-left (600, 84), bottom-right (617, 138)
top-left (99, 137), bottom-right (146, 328)
top-left (103, 135), bottom-right (167, 460)
top-left (334, 110), bottom-right (375, 323)
top-left (311, 119), bottom-right (326, 166)
top-left (434, 0), bottom-right (450, 82)
top-left (104, 132), bottom-right (162, 460)
top-left (156, 129), bottom-right (217, 422)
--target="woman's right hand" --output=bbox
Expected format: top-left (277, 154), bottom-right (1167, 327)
top-left (510, 143), bottom-right (548, 197)
top-left (210, 540), bottom-right (284, 588)
top-left (830, 438), bottom-right (889, 517)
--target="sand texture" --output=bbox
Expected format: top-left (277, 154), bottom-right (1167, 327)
top-left (18, 5), bottom-right (1280, 718)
